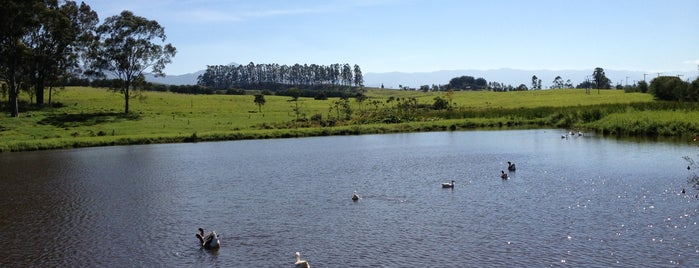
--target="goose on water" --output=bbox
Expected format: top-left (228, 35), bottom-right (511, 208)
top-left (196, 227), bottom-right (220, 250)
top-left (352, 191), bottom-right (360, 201)
top-left (442, 180), bottom-right (455, 188)
top-left (295, 252), bottom-right (311, 268)
top-left (501, 170), bottom-right (509, 179)
top-left (507, 161), bottom-right (516, 171)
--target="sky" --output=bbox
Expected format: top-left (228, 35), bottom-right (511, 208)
top-left (82, 0), bottom-right (699, 76)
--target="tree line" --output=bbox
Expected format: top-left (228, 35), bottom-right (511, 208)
top-left (197, 62), bottom-right (364, 91)
top-left (419, 67), bottom-right (618, 93)
top-left (1, 0), bottom-right (175, 116)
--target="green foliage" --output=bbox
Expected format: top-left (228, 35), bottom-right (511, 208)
top-left (2, 87), bottom-right (697, 152)
top-left (447, 75), bottom-right (487, 90)
top-left (253, 94), bottom-right (266, 112)
top-left (432, 96), bottom-right (449, 110)
top-left (593, 67), bottom-right (612, 89)
top-left (89, 10), bottom-right (177, 114)
top-left (649, 76), bottom-right (695, 101)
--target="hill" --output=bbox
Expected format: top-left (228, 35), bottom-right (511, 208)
top-left (146, 67), bottom-right (698, 90)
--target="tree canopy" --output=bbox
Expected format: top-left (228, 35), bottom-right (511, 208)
top-left (447, 75), bottom-right (488, 90)
top-left (197, 62), bottom-right (363, 91)
top-left (1, 0), bottom-right (98, 116)
top-left (592, 67), bottom-right (612, 89)
top-left (649, 76), bottom-right (698, 101)
top-left (88, 10), bottom-right (176, 114)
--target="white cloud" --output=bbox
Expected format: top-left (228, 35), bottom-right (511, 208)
top-left (683, 59), bottom-right (699, 65)
top-left (174, 6), bottom-right (333, 23)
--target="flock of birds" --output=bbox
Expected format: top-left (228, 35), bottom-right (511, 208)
top-left (562, 130), bottom-right (584, 139)
top-left (195, 227), bottom-right (311, 267)
top-left (442, 160), bottom-right (517, 188)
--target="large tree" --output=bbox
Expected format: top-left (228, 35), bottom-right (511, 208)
top-left (649, 76), bottom-right (695, 101)
top-left (552, 76), bottom-right (564, 89)
top-left (0, 0), bottom-right (41, 117)
top-left (592, 67), bottom-right (611, 90)
top-left (253, 94), bottom-right (266, 113)
top-left (89, 10), bottom-right (176, 114)
top-left (25, 1), bottom-right (98, 106)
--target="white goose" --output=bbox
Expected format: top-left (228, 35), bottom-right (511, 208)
top-left (295, 252), bottom-right (311, 268)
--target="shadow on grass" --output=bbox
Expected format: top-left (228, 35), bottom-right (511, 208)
top-left (38, 112), bottom-right (140, 128)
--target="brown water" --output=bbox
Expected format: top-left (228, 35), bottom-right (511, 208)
top-left (1, 130), bottom-right (697, 267)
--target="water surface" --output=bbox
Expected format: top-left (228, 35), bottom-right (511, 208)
top-left (1, 129), bottom-right (697, 267)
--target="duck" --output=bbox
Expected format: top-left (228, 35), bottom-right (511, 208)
top-left (507, 161), bottom-right (516, 171)
top-left (295, 251), bottom-right (311, 268)
top-left (500, 170), bottom-right (509, 179)
top-left (441, 180), bottom-right (455, 188)
top-left (196, 227), bottom-right (220, 250)
top-left (352, 191), bottom-right (360, 201)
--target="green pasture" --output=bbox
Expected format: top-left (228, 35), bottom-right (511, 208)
top-left (0, 86), bottom-right (696, 152)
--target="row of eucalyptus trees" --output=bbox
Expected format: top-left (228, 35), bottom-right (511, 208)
top-left (197, 62), bottom-right (364, 90)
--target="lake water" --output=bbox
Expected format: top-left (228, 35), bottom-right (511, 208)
top-left (1, 129), bottom-right (698, 267)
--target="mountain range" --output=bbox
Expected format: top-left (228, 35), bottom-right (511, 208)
top-left (146, 67), bottom-right (698, 90)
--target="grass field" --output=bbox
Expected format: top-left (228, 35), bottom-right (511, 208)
top-left (0, 86), bottom-right (696, 152)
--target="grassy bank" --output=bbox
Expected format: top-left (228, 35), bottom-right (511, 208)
top-left (1, 87), bottom-right (697, 152)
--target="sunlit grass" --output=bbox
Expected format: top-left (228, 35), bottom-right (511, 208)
top-left (0, 86), bottom-right (694, 152)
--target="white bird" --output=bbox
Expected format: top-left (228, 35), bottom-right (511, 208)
top-left (295, 252), bottom-right (311, 268)
top-left (442, 180), bottom-right (455, 188)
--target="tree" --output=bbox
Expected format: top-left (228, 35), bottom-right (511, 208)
top-left (289, 87), bottom-right (300, 121)
top-left (432, 96), bottom-right (449, 110)
top-left (0, 0), bottom-right (41, 117)
top-left (637, 80), bottom-right (648, 93)
top-left (353, 64), bottom-right (363, 87)
top-left (649, 76), bottom-right (693, 101)
top-left (89, 10), bottom-right (176, 114)
top-left (25, 1), bottom-right (98, 106)
top-left (253, 94), bottom-right (266, 113)
top-left (447, 75), bottom-right (485, 90)
top-left (552, 76), bottom-right (564, 89)
top-left (592, 67), bottom-right (611, 91)
top-left (531, 75), bottom-right (541, 90)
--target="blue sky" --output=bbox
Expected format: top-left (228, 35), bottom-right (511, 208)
top-left (83, 0), bottom-right (699, 76)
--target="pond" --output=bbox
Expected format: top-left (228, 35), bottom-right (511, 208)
top-left (1, 129), bottom-right (697, 267)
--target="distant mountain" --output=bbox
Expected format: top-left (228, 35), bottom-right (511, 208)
top-left (145, 66), bottom-right (697, 89)
top-left (363, 68), bottom-right (698, 89)
top-left (144, 62), bottom-right (239, 86)
top-left (144, 70), bottom-right (205, 85)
